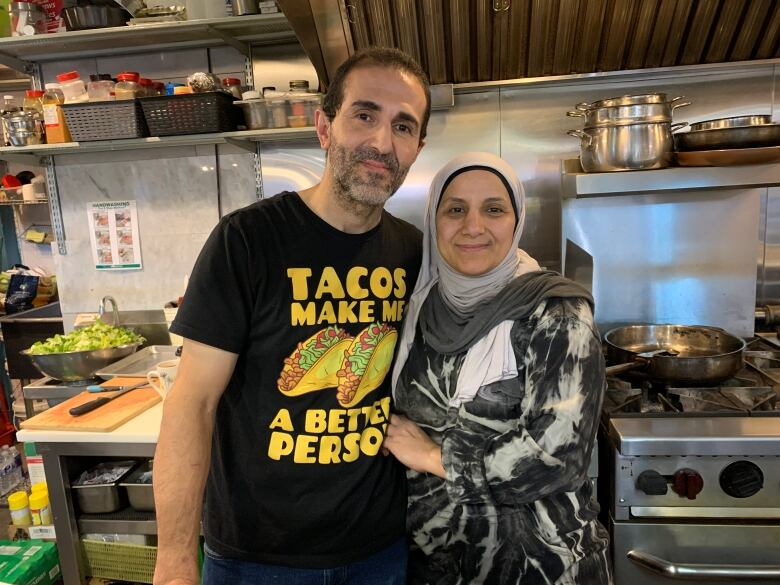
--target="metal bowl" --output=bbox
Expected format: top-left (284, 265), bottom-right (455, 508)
top-left (689, 115), bottom-right (771, 132)
top-left (21, 343), bottom-right (141, 381)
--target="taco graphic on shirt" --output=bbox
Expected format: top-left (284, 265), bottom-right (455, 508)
top-left (336, 322), bottom-right (398, 408)
top-left (277, 326), bottom-right (354, 396)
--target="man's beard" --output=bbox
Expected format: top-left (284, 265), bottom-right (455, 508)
top-left (328, 140), bottom-right (410, 212)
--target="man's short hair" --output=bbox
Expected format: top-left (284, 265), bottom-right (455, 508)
top-left (323, 47), bottom-right (431, 141)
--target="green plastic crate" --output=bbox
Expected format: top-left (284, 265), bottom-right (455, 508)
top-left (82, 539), bottom-right (157, 583)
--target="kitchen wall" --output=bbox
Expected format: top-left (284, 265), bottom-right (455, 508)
top-left (36, 40), bottom-right (779, 335)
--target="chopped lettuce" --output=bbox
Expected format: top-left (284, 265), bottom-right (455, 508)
top-left (27, 320), bottom-right (144, 354)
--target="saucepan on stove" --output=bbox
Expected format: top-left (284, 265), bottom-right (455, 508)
top-left (604, 324), bottom-right (745, 383)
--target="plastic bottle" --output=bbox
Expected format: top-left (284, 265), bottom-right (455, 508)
top-left (22, 89), bottom-right (44, 115)
top-left (29, 490), bottom-right (52, 525)
top-left (42, 83), bottom-right (71, 144)
top-left (115, 72), bottom-right (141, 100)
top-left (8, 446), bottom-right (21, 490)
top-left (55, 71), bottom-right (89, 103)
top-left (31, 481), bottom-right (47, 494)
top-left (8, 491), bottom-right (31, 526)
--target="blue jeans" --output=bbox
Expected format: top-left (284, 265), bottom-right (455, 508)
top-left (202, 538), bottom-right (408, 585)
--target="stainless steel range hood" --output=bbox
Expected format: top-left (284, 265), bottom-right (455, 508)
top-left (277, 0), bottom-right (780, 88)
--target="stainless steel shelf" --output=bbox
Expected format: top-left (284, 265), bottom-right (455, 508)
top-left (560, 158), bottom-right (780, 198)
top-left (0, 13), bottom-right (295, 71)
top-left (79, 508), bottom-right (157, 535)
top-left (0, 127), bottom-right (317, 164)
top-left (0, 199), bottom-right (48, 205)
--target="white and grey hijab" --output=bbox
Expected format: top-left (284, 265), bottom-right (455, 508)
top-left (391, 152), bottom-right (592, 406)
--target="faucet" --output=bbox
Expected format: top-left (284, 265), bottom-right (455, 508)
top-left (99, 295), bottom-right (120, 326)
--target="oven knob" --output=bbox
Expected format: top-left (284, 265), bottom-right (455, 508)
top-left (720, 461), bottom-right (764, 498)
top-left (671, 468), bottom-right (704, 500)
top-left (636, 470), bottom-right (668, 495)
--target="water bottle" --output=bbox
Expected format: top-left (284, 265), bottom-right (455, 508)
top-left (8, 446), bottom-right (21, 491)
top-left (0, 446), bottom-right (10, 495)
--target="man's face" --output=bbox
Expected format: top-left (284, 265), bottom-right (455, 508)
top-left (317, 65), bottom-right (428, 209)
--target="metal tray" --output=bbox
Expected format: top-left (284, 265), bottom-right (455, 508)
top-left (95, 345), bottom-right (179, 379)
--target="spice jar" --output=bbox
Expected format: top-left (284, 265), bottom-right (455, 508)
top-left (56, 71), bottom-right (88, 103)
top-left (8, 491), bottom-right (31, 526)
top-left (222, 77), bottom-right (243, 100)
top-left (22, 89), bottom-right (44, 115)
top-left (29, 490), bottom-right (52, 525)
top-left (138, 78), bottom-right (154, 97)
top-left (115, 72), bottom-right (141, 100)
top-left (267, 99), bottom-right (288, 128)
top-left (87, 75), bottom-right (115, 102)
top-left (42, 83), bottom-right (71, 144)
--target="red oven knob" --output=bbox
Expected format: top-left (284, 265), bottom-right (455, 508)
top-left (671, 468), bottom-right (704, 500)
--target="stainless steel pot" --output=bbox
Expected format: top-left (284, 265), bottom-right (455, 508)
top-left (575, 93), bottom-right (688, 110)
top-left (567, 121), bottom-right (688, 172)
top-left (674, 123), bottom-right (780, 152)
top-left (604, 324), bottom-right (745, 383)
top-left (689, 115), bottom-right (771, 131)
top-left (568, 100), bottom-right (690, 127)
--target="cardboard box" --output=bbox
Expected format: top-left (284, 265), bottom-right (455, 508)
top-left (0, 540), bottom-right (60, 585)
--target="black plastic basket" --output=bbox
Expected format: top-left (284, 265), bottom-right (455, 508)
top-left (61, 99), bottom-right (149, 141)
top-left (139, 92), bottom-right (244, 136)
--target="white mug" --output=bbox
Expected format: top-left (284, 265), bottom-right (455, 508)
top-left (147, 358), bottom-right (180, 399)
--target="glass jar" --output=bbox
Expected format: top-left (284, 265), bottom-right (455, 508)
top-left (10, 2), bottom-right (44, 36)
top-left (138, 78), bottom-right (153, 97)
top-left (115, 72), bottom-right (141, 100)
top-left (223, 78), bottom-right (243, 99)
top-left (55, 71), bottom-right (88, 103)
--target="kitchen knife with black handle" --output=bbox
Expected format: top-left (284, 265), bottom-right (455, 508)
top-left (69, 382), bottom-right (149, 417)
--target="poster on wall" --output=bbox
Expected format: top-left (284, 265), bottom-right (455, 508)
top-left (87, 201), bottom-right (142, 270)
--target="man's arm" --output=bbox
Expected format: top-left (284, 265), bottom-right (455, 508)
top-left (153, 338), bottom-right (238, 585)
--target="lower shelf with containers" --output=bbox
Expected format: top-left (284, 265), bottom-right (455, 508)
top-left (72, 458), bottom-right (164, 584)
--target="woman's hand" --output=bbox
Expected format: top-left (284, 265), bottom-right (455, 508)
top-left (384, 414), bottom-right (446, 479)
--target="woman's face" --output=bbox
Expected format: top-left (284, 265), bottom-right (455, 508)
top-left (435, 169), bottom-right (516, 276)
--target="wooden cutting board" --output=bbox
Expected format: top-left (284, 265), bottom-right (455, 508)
top-left (20, 376), bottom-right (161, 432)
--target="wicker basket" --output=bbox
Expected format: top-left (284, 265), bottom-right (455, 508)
top-left (82, 539), bottom-right (157, 583)
top-left (139, 92), bottom-right (244, 136)
top-left (61, 100), bottom-right (149, 141)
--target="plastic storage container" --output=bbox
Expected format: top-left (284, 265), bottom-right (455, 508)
top-left (266, 98), bottom-right (287, 128)
top-left (235, 98), bottom-right (266, 129)
top-left (119, 459), bottom-right (154, 512)
top-left (61, 99), bottom-right (149, 141)
top-left (82, 540), bottom-right (157, 583)
top-left (56, 71), bottom-right (89, 103)
top-left (87, 76), bottom-right (115, 101)
top-left (72, 461), bottom-right (136, 513)
top-left (8, 491), bottom-right (31, 526)
top-left (140, 92), bottom-right (243, 135)
top-left (29, 490), bottom-right (52, 525)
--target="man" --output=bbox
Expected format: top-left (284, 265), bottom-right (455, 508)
top-left (153, 47), bottom-right (430, 585)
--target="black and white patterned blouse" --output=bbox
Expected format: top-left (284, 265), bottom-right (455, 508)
top-left (395, 297), bottom-right (612, 585)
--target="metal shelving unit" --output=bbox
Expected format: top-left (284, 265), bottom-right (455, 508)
top-left (0, 127), bottom-right (317, 165)
top-left (0, 13), bottom-right (295, 73)
top-left (79, 508), bottom-right (157, 536)
top-left (560, 158), bottom-right (780, 198)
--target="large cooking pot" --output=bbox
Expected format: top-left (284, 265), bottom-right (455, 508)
top-left (567, 122), bottom-right (687, 172)
top-left (568, 100), bottom-right (690, 127)
top-left (575, 93), bottom-right (688, 110)
top-left (674, 123), bottom-right (780, 152)
top-left (605, 325), bottom-right (745, 383)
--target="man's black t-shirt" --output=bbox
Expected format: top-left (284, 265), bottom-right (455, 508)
top-left (170, 191), bottom-right (422, 568)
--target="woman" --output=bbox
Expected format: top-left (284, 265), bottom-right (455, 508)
top-left (385, 152), bottom-right (611, 584)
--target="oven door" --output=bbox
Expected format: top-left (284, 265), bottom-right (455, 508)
top-left (613, 519), bottom-right (780, 584)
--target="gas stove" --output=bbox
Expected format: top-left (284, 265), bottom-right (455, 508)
top-left (600, 336), bottom-right (780, 584)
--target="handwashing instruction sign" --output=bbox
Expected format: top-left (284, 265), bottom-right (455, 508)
top-left (87, 200), bottom-right (142, 270)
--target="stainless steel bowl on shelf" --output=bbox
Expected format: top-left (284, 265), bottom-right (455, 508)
top-left (21, 343), bottom-right (141, 382)
top-left (689, 115), bottom-right (771, 132)
top-left (567, 121), bottom-right (688, 172)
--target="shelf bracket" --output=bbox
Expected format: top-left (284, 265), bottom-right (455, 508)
top-left (0, 51), bottom-right (35, 76)
top-left (43, 156), bottom-right (67, 255)
top-left (205, 25), bottom-right (251, 57)
top-left (223, 137), bottom-right (257, 153)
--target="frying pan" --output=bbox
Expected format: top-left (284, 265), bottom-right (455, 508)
top-left (605, 325), bottom-right (745, 383)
